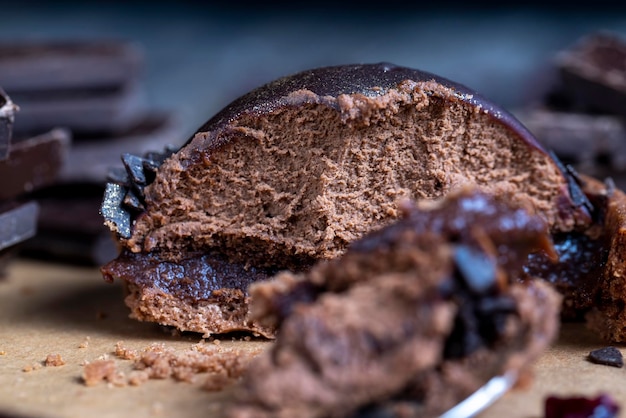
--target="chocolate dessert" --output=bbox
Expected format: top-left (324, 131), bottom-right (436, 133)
top-left (101, 62), bottom-right (622, 339)
top-left (224, 189), bottom-right (561, 418)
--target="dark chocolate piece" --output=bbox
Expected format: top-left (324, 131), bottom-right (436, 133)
top-left (545, 394), bottom-right (619, 418)
top-left (0, 88), bottom-right (17, 160)
top-left (10, 84), bottom-right (147, 136)
top-left (0, 128), bottom-right (70, 200)
top-left (0, 41), bottom-right (142, 95)
top-left (0, 41), bottom-right (146, 136)
top-left (518, 108), bottom-right (626, 171)
top-left (556, 32), bottom-right (626, 116)
top-left (588, 347), bottom-right (624, 368)
top-left (20, 183), bottom-right (118, 265)
top-left (101, 183), bottom-right (131, 239)
top-left (0, 201), bottom-right (38, 252)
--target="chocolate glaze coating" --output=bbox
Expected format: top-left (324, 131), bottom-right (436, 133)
top-left (188, 62), bottom-right (547, 161)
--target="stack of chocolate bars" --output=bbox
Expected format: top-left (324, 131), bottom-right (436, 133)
top-left (518, 32), bottom-right (626, 189)
top-left (0, 40), bottom-right (180, 265)
top-left (0, 88), bottom-right (69, 273)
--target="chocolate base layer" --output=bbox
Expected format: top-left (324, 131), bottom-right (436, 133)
top-left (224, 189), bottom-right (561, 417)
top-left (101, 63), bottom-right (591, 337)
top-left (102, 250), bottom-right (276, 338)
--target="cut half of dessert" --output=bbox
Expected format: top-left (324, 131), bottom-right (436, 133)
top-left (224, 188), bottom-right (561, 418)
top-left (100, 62), bottom-right (625, 340)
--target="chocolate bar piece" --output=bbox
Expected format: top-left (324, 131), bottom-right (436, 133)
top-left (21, 183), bottom-right (118, 265)
top-left (0, 41), bottom-right (146, 136)
top-left (517, 108), bottom-right (626, 171)
top-left (0, 88), bottom-right (17, 160)
top-left (0, 128), bottom-right (71, 200)
top-left (0, 41), bottom-right (141, 94)
top-left (10, 84), bottom-right (146, 137)
top-left (0, 201), bottom-right (38, 252)
top-left (556, 32), bottom-right (626, 116)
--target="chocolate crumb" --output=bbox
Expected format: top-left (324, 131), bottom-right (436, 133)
top-left (82, 360), bottom-right (118, 386)
top-left (44, 354), bottom-right (66, 367)
top-left (588, 347), bottom-right (624, 368)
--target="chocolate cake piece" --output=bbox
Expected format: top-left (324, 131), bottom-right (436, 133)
top-left (0, 88), bottom-right (17, 160)
top-left (101, 62), bottom-right (593, 338)
top-left (224, 189), bottom-right (561, 418)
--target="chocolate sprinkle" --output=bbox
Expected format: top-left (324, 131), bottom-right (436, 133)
top-left (588, 347), bottom-right (624, 368)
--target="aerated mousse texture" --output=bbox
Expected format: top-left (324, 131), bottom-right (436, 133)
top-left (101, 63), bottom-right (591, 337)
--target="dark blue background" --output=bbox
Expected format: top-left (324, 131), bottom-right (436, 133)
top-left (2, 1), bottom-right (625, 143)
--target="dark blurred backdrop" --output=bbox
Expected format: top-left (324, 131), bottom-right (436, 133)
top-left (2, 1), bottom-right (626, 143)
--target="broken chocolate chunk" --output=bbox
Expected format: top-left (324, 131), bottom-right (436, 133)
top-left (0, 201), bottom-right (38, 252)
top-left (0, 128), bottom-right (70, 200)
top-left (556, 32), bottom-right (626, 116)
top-left (0, 88), bottom-right (17, 160)
top-left (588, 347), bottom-right (624, 368)
top-left (101, 183), bottom-right (131, 239)
top-left (0, 40), bottom-right (145, 136)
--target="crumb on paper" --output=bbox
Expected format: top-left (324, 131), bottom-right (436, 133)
top-left (45, 354), bottom-right (66, 367)
top-left (0, 350), bottom-right (6, 355)
top-left (83, 342), bottom-right (257, 389)
top-left (82, 360), bottom-right (126, 387)
top-left (78, 337), bottom-right (91, 349)
top-left (114, 341), bottom-right (138, 360)
top-left (23, 363), bottom-right (42, 373)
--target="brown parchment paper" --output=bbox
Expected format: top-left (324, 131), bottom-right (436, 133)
top-left (1, 259), bottom-right (625, 418)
